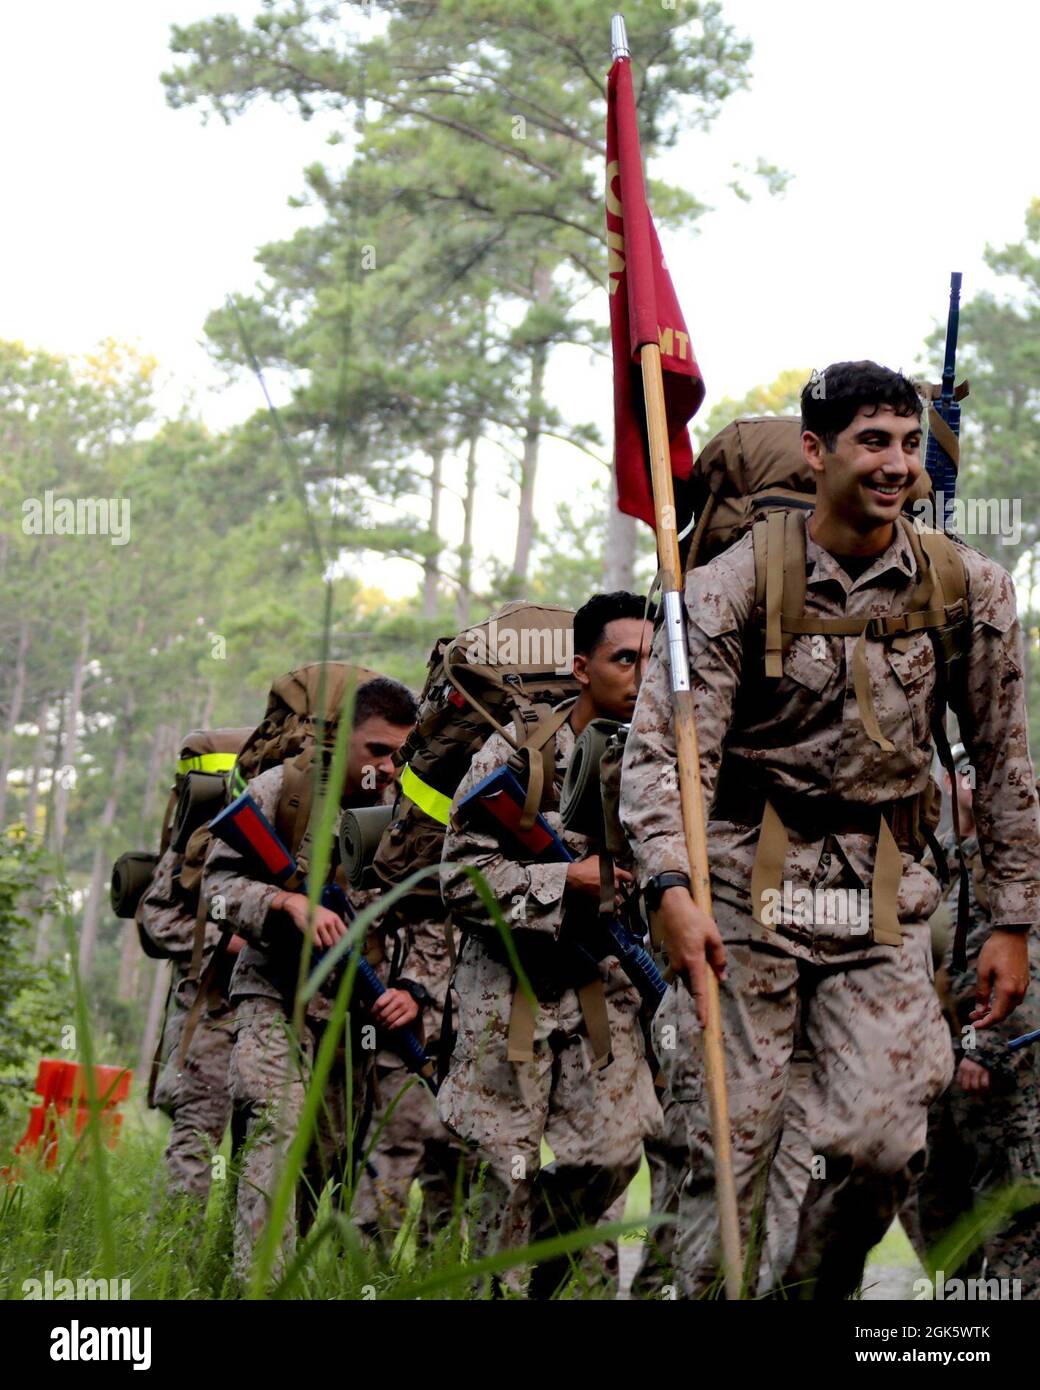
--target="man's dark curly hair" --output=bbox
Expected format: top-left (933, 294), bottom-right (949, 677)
top-left (354, 676), bottom-right (417, 728)
top-left (801, 360), bottom-right (922, 451)
top-left (573, 591), bottom-right (656, 655)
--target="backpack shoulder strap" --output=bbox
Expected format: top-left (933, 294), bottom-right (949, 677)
top-left (276, 756), bottom-right (314, 862)
top-left (756, 509), bottom-right (805, 677)
top-left (512, 701), bottom-right (574, 831)
top-left (917, 528), bottom-right (968, 612)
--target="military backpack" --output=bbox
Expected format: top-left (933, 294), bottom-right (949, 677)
top-left (373, 601), bottom-right (580, 916)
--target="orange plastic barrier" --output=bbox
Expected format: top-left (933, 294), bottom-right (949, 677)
top-left (12, 1059), bottom-right (132, 1168)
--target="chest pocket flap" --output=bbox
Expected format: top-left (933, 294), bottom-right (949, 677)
top-left (782, 634), bottom-right (836, 693)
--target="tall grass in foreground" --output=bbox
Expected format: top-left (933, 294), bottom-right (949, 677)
top-left (0, 1106), bottom-right (656, 1299)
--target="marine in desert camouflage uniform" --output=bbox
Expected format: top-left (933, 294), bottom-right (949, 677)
top-left (438, 593), bottom-right (663, 1297)
top-left (635, 1042), bottom-right (814, 1296)
top-left (912, 760), bottom-right (1040, 1294)
top-left (141, 844), bottom-right (238, 1204)
top-left (621, 363), bottom-right (1040, 1299)
top-left (202, 677), bottom-right (422, 1284)
top-left (352, 915), bottom-right (476, 1247)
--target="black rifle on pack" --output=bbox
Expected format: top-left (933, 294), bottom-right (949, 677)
top-left (923, 271), bottom-right (969, 532)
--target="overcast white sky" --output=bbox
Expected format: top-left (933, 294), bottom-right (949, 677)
top-left (2, 1), bottom-right (1036, 598)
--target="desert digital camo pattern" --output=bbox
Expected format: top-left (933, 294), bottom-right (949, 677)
top-left (226, 995), bottom-right (355, 1282)
top-left (140, 846), bottom-right (233, 1202)
top-left (635, 1050), bottom-right (815, 1297)
top-left (652, 914), bottom-right (952, 1296)
top-left (353, 916), bottom-right (475, 1244)
top-left (913, 832), bottom-right (1040, 1294)
top-left (439, 714), bottom-right (661, 1288)
top-left (202, 763), bottom-right (398, 1283)
top-left (621, 517), bottom-right (1040, 1296)
top-left (623, 520), bottom-right (1040, 942)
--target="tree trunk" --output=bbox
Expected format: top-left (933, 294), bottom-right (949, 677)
top-left (78, 737), bottom-right (130, 979)
top-left (24, 695), bottom-right (50, 837)
top-left (41, 696), bottom-right (66, 853)
top-left (198, 679), bottom-right (217, 732)
top-left (53, 613), bottom-right (90, 855)
top-left (37, 613), bottom-right (91, 962)
top-left (421, 446), bottom-right (445, 620)
top-left (456, 429), bottom-right (480, 628)
top-left (603, 481), bottom-right (638, 591)
top-left (35, 695), bottom-right (67, 962)
top-left (138, 960), bottom-right (170, 1079)
top-left (0, 616), bottom-right (30, 826)
top-left (511, 264), bottom-right (553, 589)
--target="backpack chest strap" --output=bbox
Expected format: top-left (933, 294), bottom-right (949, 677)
top-left (757, 511), bottom-right (967, 752)
top-left (783, 605), bottom-right (964, 754)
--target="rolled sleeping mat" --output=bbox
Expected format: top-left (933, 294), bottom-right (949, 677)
top-left (560, 717), bottom-right (625, 838)
top-left (170, 770), bottom-right (229, 854)
top-left (110, 851), bottom-right (160, 919)
top-left (339, 804), bottom-right (395, 888)
top-left (927, 899), bottom-right (952, 972)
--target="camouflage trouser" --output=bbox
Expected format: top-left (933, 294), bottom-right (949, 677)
top-left (226, 996), bottom-right (355, 1286)
top-left (910, 1067), bottom-right (1040, 1295)
top-left (653, 903), bottom-right (953, 1299)
top-left (352, 1059), bottom-right (475, 1245)
top-left (438, 948), bottom-right (661, 1295)
top-left (634, 1052), bottom-right (814, 1297)
top-left (151, 979), bottom-right (234, 1204)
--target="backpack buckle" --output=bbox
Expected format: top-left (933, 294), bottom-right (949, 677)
top-left (865, 614), bottom-right (910, 640)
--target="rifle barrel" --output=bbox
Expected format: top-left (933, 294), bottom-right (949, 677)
top-left (941, 271), bottom-right (962, 398)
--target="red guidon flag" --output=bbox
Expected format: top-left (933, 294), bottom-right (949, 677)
top-left (607, 57), bottom-right (705, 528)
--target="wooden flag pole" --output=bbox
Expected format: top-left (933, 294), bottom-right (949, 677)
top-left (611, 13), bottom-right (743, 1300)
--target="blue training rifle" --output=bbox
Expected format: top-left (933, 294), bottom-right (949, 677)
top-left (457, 763), bottom-right (666, 1012)
top-left (208, 790), bottom-right (434, 1085)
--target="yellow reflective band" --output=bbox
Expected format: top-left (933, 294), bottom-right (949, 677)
top-left (175, 752), bottom-right (239, 776)
top-left (401, 763), bottom-right (453, 826)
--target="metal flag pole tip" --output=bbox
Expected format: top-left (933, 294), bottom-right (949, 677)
top-left (611, 14), bottom-right (629, 60)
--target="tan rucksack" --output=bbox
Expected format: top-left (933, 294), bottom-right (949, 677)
top-left (683, 415), bottom-right (932, 570)
top-left (159, 727), bottom-right (251, 855)
top-left (682, 415), bottom-right (973, 963)
top-left (175, 664), bottom-right (387, 1067)
top-left (373, 601), bottom-right (579, 914)
top-left (228, 661), bottom-right (383, 864)
top-left (123, 726), bottom-right (251, 960)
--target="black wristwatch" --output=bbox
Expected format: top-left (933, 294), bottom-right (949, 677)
top-left (398, 978), bottom-right (433, 1009)
top-left (643, 871), bottom-right (691, 912)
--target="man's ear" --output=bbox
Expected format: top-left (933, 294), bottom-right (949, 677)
top-left (802, 430), bottom-right (827, 478)
top-left (572, 653), bottom-right (590, 689)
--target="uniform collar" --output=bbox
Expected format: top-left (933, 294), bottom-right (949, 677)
top-left (804, 513), bottom-right (917, 593)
